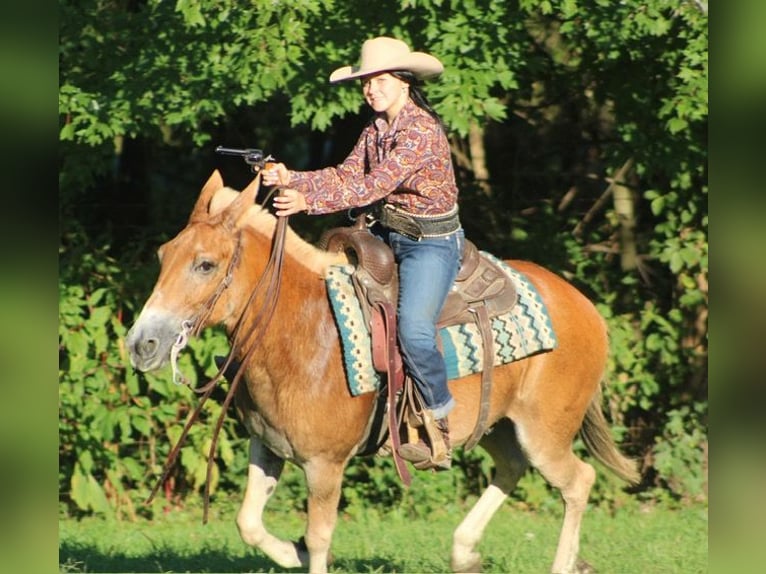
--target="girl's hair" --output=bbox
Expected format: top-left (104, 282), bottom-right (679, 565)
top-left (390, 70), bottom-right (446, 132)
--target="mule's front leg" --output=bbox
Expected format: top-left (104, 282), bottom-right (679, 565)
top-left (303, 458), bottom-right (347, 574)
top-left (237, 437), bottom-right (308, 569)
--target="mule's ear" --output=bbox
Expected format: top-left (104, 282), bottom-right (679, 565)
top-left (222, 173), bottom-right (261, 228)
top-left (188, 170), bottom-right (224, 223)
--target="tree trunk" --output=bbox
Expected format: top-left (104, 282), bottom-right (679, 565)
top-left (468, 122), bottom-right (492, 197)
top-left (611, 158), bottom-right (637, 271)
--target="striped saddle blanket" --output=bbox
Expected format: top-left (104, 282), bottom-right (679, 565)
top-left (325, 252), bottom-right (558, 396)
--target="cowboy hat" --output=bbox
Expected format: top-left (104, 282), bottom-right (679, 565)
top-left (329, 36), bottom-right (444, 83)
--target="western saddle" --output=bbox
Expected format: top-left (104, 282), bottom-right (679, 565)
top-left (321, 223), bottom-right (517, 482)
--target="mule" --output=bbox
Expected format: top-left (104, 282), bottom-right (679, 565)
top-left (126, 171), bottom-right (640, 574)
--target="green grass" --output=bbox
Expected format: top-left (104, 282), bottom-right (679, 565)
top-left (59, 502), bottom-right (707, 573)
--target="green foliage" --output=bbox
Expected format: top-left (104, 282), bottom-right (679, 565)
top-left (651, 405), bottom-right (708, 504)
top-left (59, 235), bottom-right (137, 516)
top-left (59, 0), bottom-right (328, 145)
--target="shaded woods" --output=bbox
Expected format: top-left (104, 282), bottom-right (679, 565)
top-left (59, 0), bottom-right (707, 516)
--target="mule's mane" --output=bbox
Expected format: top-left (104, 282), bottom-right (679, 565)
top-left (209, 187), bottom-right (347, 276)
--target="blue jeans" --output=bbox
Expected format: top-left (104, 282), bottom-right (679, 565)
top-left (372, 225), bottom-right (465, 419)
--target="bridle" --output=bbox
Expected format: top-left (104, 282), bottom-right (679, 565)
top-left (146, 190), bottom-right (289, 523)
top-left (169, 232), bottom-right (243, 386)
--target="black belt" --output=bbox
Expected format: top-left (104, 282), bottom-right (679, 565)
top-left (376, 204), bottom-right (461, 240)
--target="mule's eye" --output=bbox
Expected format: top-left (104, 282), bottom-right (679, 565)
top-left (195, 260), bottom-right (217, 274)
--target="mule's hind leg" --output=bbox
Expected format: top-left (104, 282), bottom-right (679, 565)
top-left (517, 424), bottom-right (596, 574)
top-left (237, 437), bottom-right (308, 569)
top-left (451, 419), bottom-right (529, 573)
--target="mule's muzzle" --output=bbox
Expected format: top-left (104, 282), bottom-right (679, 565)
top-left (132, 336), bottom-right (159, 363)
top-left (126, 311), bottom-right (182, 372)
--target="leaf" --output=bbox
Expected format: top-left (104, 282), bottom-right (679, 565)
top-left (125, 368), bottom-right (140, 396)
top-left (87, 288), bottom-right (108, 306)
top-left (120, 457), bottom-right (143, 481)
top-left (669, 250), bottom-right (684, 274)
top-left (70, 463), bottom-right (111, 513)
top-left (89, 306), bottom-right (112, 326)
top-left (219, 434), bottom-right (234, 466)
top-left (97, 409), bottom-right (115, 442)
top-left (681, 246), bottom-right (701, 267)
top-left (667, 117), bottom-right (688, 134)
top-left (60, 123), bottom-right (74, 140)
top-left (482, 98), bottom-right (507, 121)
top-left (67, 330), bottom-right (90, 359)
top-left (132, 413), bottom-right (152, 437)
top-left (78, 450), bottom-right (95, 473)
top-left (119, 411), bottom-right (132, 440)
top-left (175, 0), bottom-right (206, 27)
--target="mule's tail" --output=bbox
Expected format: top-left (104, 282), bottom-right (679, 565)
top-left (580, 389), bottom-right (641, 485)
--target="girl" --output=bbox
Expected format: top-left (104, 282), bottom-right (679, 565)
top-left (263, 36), bottom-right (464, 470)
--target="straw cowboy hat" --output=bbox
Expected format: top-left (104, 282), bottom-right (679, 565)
top-left (329, 36), bottom-right (444, 83)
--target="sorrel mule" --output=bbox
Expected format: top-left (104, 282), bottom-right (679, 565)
top-left (127, 171), bottom-right (640, 574)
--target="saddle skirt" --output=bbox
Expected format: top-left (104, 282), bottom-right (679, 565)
top-left (322, 227), bottom-right (558, 396)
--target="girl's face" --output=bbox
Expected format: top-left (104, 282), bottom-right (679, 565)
top-left (360, 72), bottom-right (409, 120)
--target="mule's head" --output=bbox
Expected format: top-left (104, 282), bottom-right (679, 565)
top-left (126, 170), bottom-right (262, 372)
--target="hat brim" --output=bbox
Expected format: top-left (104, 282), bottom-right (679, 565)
top-left (329, 52), bottom-right (444, 83)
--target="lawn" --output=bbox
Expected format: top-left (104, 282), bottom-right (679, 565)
top-left (59, 501), bottom-right (707, 573)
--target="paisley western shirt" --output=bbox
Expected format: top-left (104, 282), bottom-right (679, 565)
top-left (287, 99), bottom-right (459, 217)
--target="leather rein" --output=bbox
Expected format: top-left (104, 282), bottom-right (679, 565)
top-left (146, 195), bottom-right (289, 524)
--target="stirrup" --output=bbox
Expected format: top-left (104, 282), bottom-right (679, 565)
top-left (416, 456), bottom-right (452, 471)
top-left (398, 441), bottom-right (452, 471)
top-left (398, 440), bottom-right (431, 464)
top-left (398, 413), bottom-right (452, 471)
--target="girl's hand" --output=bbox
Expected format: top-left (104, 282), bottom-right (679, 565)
top-left (273, 188), bottom-right (308, 217)
top-left (262, 162), bottom-right (291, 187)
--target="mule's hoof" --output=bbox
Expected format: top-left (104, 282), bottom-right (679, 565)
top-left (295, 536), bottom-right (334, 566)
top-left (451, 555), bottom-right (482, 573)
top-left (575, 558), bottom-right (596, 574)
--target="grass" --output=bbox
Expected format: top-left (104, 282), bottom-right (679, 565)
top-left (59, 499), bottom-right (707, 573)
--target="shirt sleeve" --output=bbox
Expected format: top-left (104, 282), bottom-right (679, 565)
top-left (287, 117), bottom-right (438, 215)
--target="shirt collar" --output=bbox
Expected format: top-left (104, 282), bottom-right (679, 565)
top-left (373, 98), bottom-right (419, 135)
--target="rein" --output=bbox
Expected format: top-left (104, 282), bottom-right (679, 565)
top-left (146, 200), bottom-right (289, 523)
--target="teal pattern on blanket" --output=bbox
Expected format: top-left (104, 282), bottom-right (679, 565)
top-left (325, 252), bottom-right (558, 396)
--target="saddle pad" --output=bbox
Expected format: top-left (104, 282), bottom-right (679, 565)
top-left (325, 252), bottom-right (558, 396)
